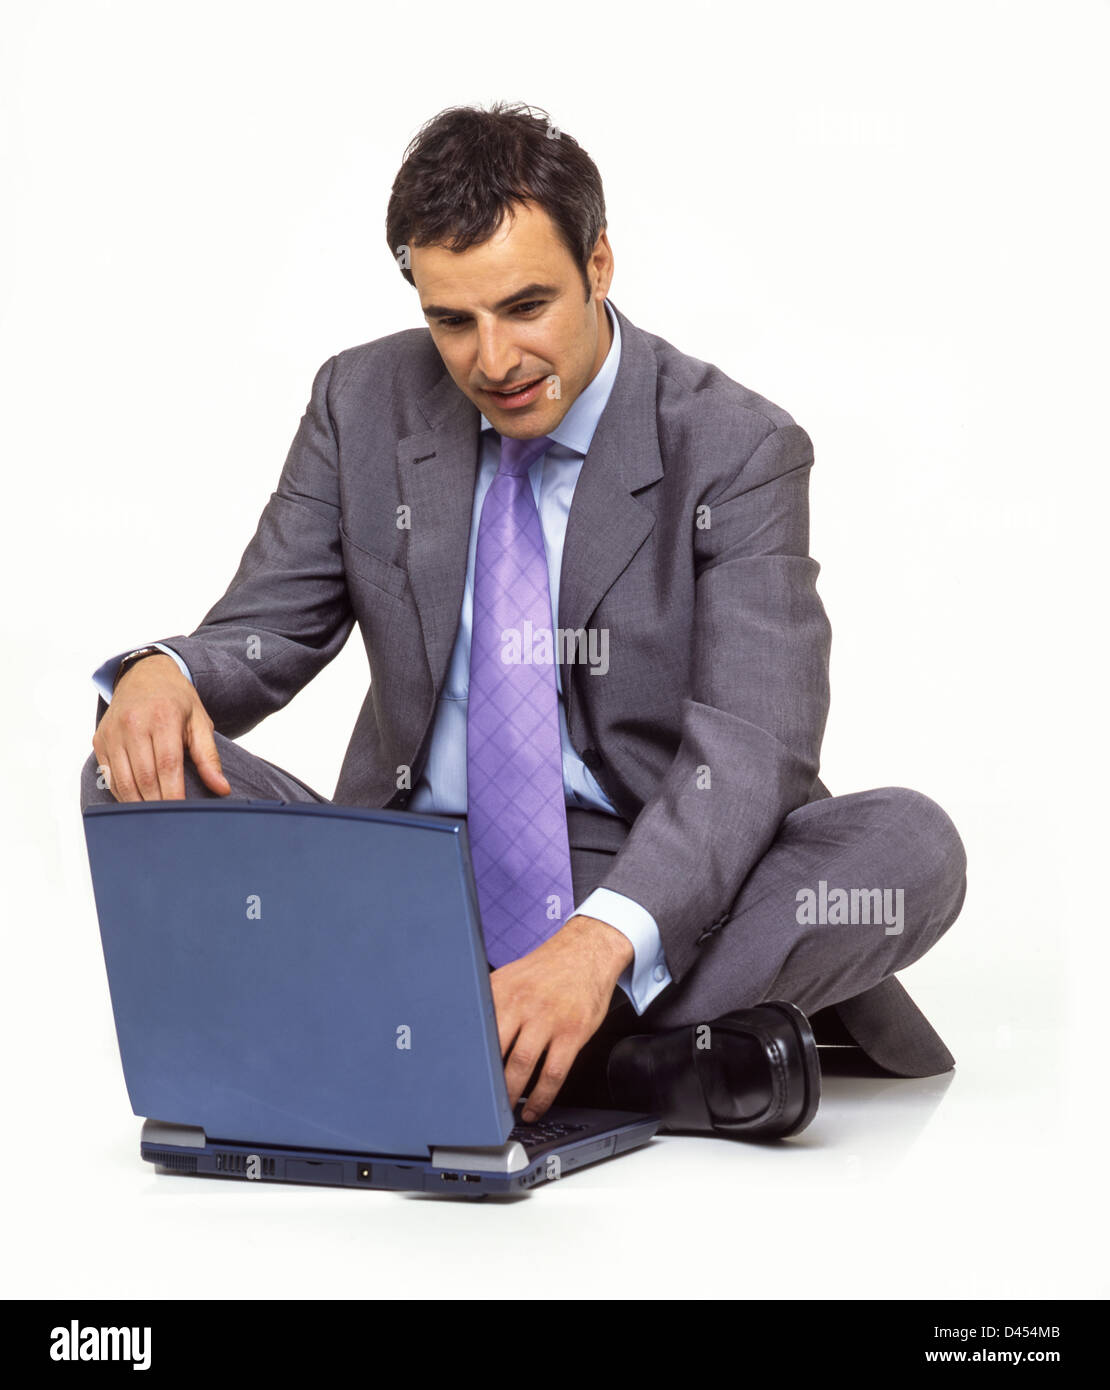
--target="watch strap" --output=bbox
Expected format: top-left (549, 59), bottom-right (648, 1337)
top-left (113, 646), bottom-right (164, 689)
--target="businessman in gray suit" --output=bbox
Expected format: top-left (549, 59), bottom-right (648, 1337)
top-left (81, 103), bottom-right (967, 1141)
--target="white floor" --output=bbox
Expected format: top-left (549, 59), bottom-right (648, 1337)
top-left (7, 924), bottom-right (1101, 1300)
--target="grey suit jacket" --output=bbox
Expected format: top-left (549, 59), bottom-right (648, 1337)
top-left (94, 299), bottom-right (952, 1075)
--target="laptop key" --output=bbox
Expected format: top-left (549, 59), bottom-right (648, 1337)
top-left (509, 1120), bottom-right (592, 1146)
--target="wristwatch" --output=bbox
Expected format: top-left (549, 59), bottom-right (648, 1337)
top-left (113, 646), bottom-right (165, 689)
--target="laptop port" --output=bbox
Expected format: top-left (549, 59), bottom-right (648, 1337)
top-left (440, 1172), bottom-right (459, 1181)
top-left (463, 1175), bottom-right (480, 1183)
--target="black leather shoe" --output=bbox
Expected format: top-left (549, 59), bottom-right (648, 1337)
top-left (605, 1001), bottom-right (820, 1140)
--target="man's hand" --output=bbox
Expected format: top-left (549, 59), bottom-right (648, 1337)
top-left (91, 654), bottom-right (231, 802)
top-left (491, 914), bottom-right (635, 1122)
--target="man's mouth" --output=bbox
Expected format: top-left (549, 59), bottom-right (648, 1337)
top-left (484, 376), bottom-right (545, 407)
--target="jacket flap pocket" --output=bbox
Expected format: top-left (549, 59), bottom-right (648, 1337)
top-left (339, 522), bottom-right (409, 599)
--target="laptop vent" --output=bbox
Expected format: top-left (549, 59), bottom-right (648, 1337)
top-left (147, 1151), bottom-right (198, 1173)
top-left (215, 1152), bottom-right (276, 1176)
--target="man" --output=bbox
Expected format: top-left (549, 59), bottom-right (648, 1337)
top-left (81, 102), bottom-right (967, 1142)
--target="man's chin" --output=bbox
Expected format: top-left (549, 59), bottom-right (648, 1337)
top-left (476, 399), bottom-right (561, 437)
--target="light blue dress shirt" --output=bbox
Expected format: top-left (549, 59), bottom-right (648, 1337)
top-left (92, 298), bottom-right (673, 1012)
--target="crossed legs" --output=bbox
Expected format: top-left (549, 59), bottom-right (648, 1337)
top-left (562, 785), bottom-right (967, 1097)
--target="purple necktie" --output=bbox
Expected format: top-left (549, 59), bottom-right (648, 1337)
top-left (467, 432), bottom-right (576, 968)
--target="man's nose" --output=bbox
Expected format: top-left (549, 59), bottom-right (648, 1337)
top-left (475, 321), bottom-right (522, 386)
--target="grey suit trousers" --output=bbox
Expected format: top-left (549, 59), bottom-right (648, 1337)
top-left (80, 735), bottom-right (967, 1087)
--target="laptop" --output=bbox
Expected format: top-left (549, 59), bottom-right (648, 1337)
top-left (81, 798), bottom-right (659, 1197)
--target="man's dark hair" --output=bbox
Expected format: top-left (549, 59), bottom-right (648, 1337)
top-left (385, 102), bottom-right (607, 302)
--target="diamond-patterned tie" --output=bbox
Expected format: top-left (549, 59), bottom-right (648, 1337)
top-left (467, 432), bottom-right (576, 968)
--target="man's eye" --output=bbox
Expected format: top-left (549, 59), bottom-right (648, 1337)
top-left (436, 302), bottom-right (543, 329)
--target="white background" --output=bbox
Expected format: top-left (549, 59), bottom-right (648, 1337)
top-left (3, 0), bottom-right (1106, 1300)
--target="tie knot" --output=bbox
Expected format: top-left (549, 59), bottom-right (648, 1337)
top-left (497, 433), bottom-right (554, 478)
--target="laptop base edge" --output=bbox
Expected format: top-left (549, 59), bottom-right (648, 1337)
top-left (138, 1114), bottom-right (661, 1197)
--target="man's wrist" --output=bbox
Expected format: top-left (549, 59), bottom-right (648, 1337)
top-left (560, 913), bottom-right (635, 974)
top-left (113, 649), bottom-right (175, 690)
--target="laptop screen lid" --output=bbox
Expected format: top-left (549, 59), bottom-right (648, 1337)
top-left (82, 800), bottom-right (515, 1155)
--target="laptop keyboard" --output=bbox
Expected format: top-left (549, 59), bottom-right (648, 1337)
top-left (509, 1119), bottom-right (591, 1149)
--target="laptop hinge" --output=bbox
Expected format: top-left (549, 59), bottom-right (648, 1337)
top-left (429, 1142), bottom-right (529, 1174)
top-left (142, 1118), bottom-right (207, 1148)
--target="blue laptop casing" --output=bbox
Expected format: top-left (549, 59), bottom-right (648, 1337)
top-left (83, 799), bottom-right (515, 1154)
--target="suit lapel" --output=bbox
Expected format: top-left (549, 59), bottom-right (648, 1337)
top-left (556, 302), bottom-right (662, 704)
top-left (396, 376), bottom-right (481, 699)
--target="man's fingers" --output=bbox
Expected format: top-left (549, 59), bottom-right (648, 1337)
top-left (149, 723), bottom-right (188, 801)
top-left (114, 710), bottom-right (167, 800)
top-left (520, 1038), bottom-right (580, 1123)
top-left (489, 968), bottom-right (522, 1059)
top-left (186, 718), bottom-right (231, 796)
top-left (497, 1012), bottom-right (522, 1066)
top-left (503, 1029), bottom-right (546, 1112)
top-left (116, 730), bottom-right (165, 800)
top-left (95, 739), bottom-right (138, 802)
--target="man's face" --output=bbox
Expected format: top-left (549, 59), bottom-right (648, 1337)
top-left (412, 200), bottom-right (613, 440)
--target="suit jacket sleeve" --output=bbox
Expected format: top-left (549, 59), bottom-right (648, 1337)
top-left (594, 421), bottom-right (832, 985)
top-left (94, 354), bottom-right (355, 736)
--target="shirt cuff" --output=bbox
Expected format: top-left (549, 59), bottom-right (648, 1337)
top-left (574, 886), bottom-right (672, 1015)
top-left (92, 642), bottom-right (194, 703)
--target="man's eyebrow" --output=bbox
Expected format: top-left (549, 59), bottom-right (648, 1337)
top-left (421, 283), bottom-right (559, 319)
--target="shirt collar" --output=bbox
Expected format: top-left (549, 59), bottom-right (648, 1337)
top-left (478, 297), bottom-right (621, 457)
